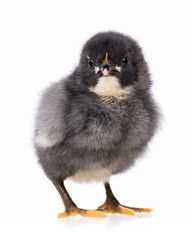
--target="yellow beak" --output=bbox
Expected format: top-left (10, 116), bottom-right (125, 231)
top-left (102, 68), bottom-right (110, 76)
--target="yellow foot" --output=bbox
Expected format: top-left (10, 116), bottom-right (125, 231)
top-left (97, 202), bottom-right (152, 216)
top-left (57, 206), bottom-right (107, 218)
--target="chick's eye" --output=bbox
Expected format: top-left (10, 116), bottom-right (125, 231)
top-left (88, 59), bottom-right (94, 69)
top-left (122, 57), bottom-right (128, 67)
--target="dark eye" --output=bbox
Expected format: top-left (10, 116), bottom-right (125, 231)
top-left (88, 59), bottom-right (95, 69)
top-left (122, 57), bottom-right (128, 67)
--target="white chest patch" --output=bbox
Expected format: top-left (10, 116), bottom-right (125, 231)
top-left (89, 76), bottom-right (132, 98)
top-left (68, 166), bottom-right (111, 183)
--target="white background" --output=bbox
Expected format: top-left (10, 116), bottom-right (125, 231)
top-left (0, 0), bottom-right (192, 239)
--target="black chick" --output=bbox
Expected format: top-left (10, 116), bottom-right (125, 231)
top-left (34, 31), bottom-right (159, 218)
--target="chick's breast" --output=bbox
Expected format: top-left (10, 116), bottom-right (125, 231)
top-left (64, 95), bottom-right (125, 151)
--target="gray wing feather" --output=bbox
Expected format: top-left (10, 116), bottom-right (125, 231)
top-left (34, 79), bottom-right (68, 148)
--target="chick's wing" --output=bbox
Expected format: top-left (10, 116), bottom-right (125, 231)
top-left (34, 80), bottom-right (67, 148)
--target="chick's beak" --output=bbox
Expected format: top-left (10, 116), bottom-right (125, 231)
top-left (100, 63), bottom-right (118, 77)
top-left (101, 52), bottom-right (110, 76)
top-left (102, 66), bottom-right (110, 76)
top-left (100, 52), bottom-right (118, 76)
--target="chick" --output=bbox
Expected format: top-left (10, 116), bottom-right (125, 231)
top-left (34, 31), bottom-right (159, 218)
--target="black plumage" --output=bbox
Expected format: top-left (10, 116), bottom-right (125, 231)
top-left (34, 31), bottom-right (159, 217)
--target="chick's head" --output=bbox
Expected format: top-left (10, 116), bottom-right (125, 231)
top-left (77, 32), bottom-right (151, 97)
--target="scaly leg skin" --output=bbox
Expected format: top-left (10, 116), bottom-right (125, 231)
top-left (97, 182), bottom-right (152, 216)
top-left (52, 180), bottom-right (107, 218)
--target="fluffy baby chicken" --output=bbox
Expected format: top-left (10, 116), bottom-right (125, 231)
top-left (34, 31), bottom-right (159, 218)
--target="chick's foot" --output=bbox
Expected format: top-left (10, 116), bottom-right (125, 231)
top-left (97, 199), bottom-right (152, 215)
top-left (97, 199), bottom-right (135, 215)
top-left (57, 206), bottom-right (107, 218)
top-left (98, 182), bottom-right (152, 215)
top-left (97, 202), bottom-right (152, 216)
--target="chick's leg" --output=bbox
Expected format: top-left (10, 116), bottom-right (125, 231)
top-left (52, 180), bottom-right (107, 218)
top-left (97, 182), bottom-right (152, 215)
